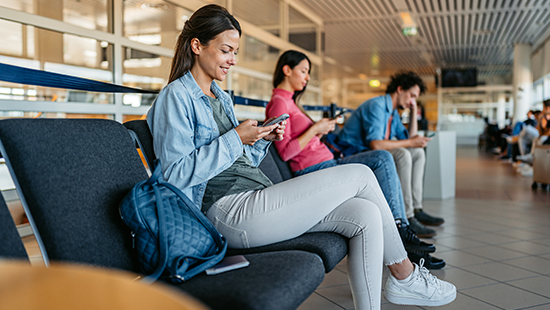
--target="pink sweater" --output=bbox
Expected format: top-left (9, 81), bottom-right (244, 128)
top-left (266, 88), bottom-right (334, 172)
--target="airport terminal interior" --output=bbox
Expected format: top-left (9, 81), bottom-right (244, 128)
top-left (1, 0), bottom-right (550, 309)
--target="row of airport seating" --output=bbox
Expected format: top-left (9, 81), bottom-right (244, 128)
top-left (0, 118), bottom-right (349, 310)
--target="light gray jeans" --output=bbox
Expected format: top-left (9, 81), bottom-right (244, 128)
top-left (518, 125), bottom-right (540, 155)
top-left (206, 164), bottom-right (407, 310)
top-left (388, 147), bottom-right (425, 219)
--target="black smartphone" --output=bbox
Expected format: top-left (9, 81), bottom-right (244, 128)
top-left (331, 110), bottom-right (345, 120)
top-left (262, 113), bottom-right (289, 127)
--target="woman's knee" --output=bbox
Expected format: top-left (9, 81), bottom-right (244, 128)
top-left (317, 199), bottom-right (383, 238)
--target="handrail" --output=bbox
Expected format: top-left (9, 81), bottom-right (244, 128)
top-left (0, 62), bottom-right (352, 117)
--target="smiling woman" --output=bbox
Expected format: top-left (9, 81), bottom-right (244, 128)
top-left (145, 5), bottom-right (455, 310)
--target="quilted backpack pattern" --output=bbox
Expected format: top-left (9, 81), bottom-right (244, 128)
top-left (120, 161), bottom-right (227, 283)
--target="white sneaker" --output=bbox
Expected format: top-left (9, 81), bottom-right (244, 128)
top-left (384, 259), bottom-right (456, 307)
top-left (520, 166), bottom-right (533, 177)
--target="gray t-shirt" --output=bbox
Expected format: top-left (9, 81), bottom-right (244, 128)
top-left (202, 96), bottom-right (273, 212)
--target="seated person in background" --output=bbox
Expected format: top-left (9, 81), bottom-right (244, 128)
top-left (517, 100), bottom-right (550, 163)
top-left (266, 50), bottom-right (444, 269)
top-left (504, 110), bottom-right (540, 164)
top-left (147, 6), bottom-right (455, 309)
top-left (518, 112), bottom-right (540, 156)
top-left (336, 72), bottom-right (445, 228)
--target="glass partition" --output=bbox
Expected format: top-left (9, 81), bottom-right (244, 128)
top-left (122, 47), bottom-right (168, 106)
top-left (238, 35), bottom-right (280, 75)
top-left (231, 72), bottom-right (272, 101)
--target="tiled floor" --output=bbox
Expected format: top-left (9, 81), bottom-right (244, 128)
top-left (298, 146), bottom-right (550, 310)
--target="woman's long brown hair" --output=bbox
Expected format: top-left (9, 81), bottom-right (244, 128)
top-left (168, 4), bottom-right (241, 84)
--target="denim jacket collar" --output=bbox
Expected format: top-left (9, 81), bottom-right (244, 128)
top-left (179, 71), bottom-right (231, 103)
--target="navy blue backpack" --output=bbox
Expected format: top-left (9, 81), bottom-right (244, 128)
top-left (119, 161), bottom-right (227, 283)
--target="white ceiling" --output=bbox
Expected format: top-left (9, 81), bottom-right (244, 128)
top-left (295, 0), bottom-right (550, 84)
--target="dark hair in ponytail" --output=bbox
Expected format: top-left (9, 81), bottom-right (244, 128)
top-left (273, 50), bottom-right (311, 104)
top-left (168, 4), bottom-right (241, 84)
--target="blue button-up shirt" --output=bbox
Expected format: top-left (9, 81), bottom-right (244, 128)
top-left (147, 71), bottom-right (270, 210)
top-left (337, 94), bottom-right (409, 152)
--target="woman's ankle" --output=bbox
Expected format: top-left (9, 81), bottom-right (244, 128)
top-left (388, 258), bottom-right (414, 280)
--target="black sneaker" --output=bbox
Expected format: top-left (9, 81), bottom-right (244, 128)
top-left (408, 252), bottom-right (446, 270)
top-left (397, 219), bottom-right (436, 254)
top-left (408, 217), bottom-right (436, 238)
top-left (414, 209), bottom-right (444, 226)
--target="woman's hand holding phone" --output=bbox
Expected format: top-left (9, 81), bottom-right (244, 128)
top-left (236, 119), bottom-right (278, 145)
top-left (261, 114), bottom-right (288, 142)
top-left (313, 118), bottom-right (337, 136)
top-left (263, 119), bottom-right (286, 141)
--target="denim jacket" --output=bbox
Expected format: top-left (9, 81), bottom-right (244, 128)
top-left (337, 94), bottom-right (409, 152)
top-left (147, 71), bottom-right (270, 210)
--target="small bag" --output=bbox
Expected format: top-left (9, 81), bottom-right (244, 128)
top-left (119, 161), bottom-right (227, 283)
top-left (322, 133), bottom-right (360, 158)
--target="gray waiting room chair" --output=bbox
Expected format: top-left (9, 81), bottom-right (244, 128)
top-left (0, 118), bottom-right (325, 310)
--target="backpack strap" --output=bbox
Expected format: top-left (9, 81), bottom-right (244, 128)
top-left (141, 165), bottom-right (169, 284)
top-left (162, 181), bottom-right (227, 280)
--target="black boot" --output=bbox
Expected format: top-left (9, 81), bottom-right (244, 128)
top-left (396, 219), bottom-right (436, 254)
top-left (408, 217), bottom-right (436, 238)
top-left (414, 209), bottom-right (445, 226)
top-left (408, 252), bottom-right (446, 270)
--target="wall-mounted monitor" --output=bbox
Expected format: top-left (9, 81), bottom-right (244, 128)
top-left (438, 68), bottom-right (478, 87)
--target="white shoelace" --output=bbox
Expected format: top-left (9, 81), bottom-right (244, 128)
top-left (416, 258), bottom-right (439, 288)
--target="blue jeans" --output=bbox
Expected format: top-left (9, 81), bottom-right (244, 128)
top-left (295, 150), bottom-right (408, 225)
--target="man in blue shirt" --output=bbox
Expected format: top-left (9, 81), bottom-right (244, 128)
top-left (337, 72), bottom-right (445, 232)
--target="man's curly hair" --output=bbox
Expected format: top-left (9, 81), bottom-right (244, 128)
top-left (386, 71), bottom-right (426, 95)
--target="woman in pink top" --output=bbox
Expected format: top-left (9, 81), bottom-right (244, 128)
top-left (266, 50), bottom-right (446, 270)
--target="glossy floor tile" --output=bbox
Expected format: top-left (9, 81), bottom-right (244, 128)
top-left (298, 147), bottom-right (550, 310)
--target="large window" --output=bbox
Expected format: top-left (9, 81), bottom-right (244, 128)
top-left (1, 0), bottom-right (109, 32)
top-left (0, 21), bottom-right (114, 109)
top-left (0, 0), bottom-right (323, 121)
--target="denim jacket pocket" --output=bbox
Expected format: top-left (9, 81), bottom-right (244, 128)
top-left (194, 122), bottom-right (213, 145)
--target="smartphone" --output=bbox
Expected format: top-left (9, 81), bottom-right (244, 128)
top-left (205, 255), bottom-right (250, 275)
top-left (331, 110), bottom-right (345, 120)
top-left (427, 132), bottom-right (436, 138)
top-left (262, 113), bottom-right (289, 127)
